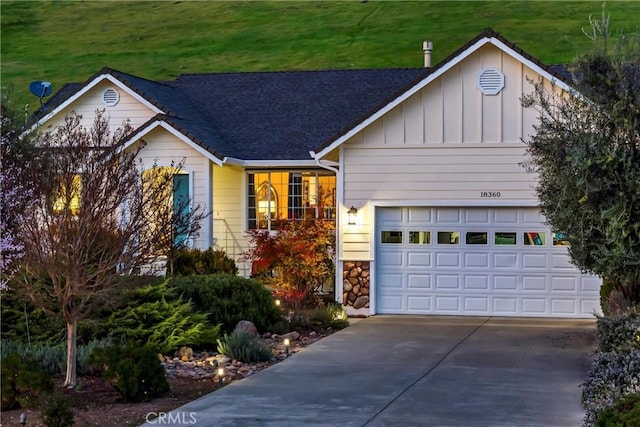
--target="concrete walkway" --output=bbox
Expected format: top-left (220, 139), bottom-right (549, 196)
top-left (140, 316), bottom-right (596, 427)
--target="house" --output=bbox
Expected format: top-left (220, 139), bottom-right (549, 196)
top-left (31, 29), bottom-right (601, 318)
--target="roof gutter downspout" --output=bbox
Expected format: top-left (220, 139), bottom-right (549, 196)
top-left (309, 151), bottom-right (339, 174)
top-left (310, 150), bottom-right (343, 305)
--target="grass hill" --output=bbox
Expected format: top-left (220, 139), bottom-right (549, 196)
top-left (2, 1), bottom-right (639, 111)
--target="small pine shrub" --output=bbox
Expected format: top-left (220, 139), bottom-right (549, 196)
top-left (174, 248), bottom-right (238, 276)
top-left (42, 394), bottom-right (75, 427)
top-left (172, 274), bottom-right (283, 334)
top-left (217, 331), bottom-right (272, 363)
top-left (1, 352), bottom-right (53, 410)
top-left (595, 394), bottom-right (640, 427)
top-left (105, 280), bottom-right (220, 353)
top-left (89, 342), bottom-right (170, 402)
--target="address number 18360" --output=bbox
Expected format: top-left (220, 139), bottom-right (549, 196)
top-left (480, 191), bottom-right (501, 198)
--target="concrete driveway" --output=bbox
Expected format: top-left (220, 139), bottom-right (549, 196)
top-left (140, 316), bottom-right (596, 427)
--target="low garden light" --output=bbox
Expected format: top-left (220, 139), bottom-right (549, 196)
top-left (217, 366), bottom-right (225, 384)
top-left (347, 206), bottom-right (358, 225)
top-left (275, 299), bottom-right (281, 307)
top-left (20, 413), bottom-right (27, 426)
top-left (283, 338), bottom-right (290, 356)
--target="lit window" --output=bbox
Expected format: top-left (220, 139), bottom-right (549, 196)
top-left (437, 231), bottom-right (460, 245)
top-left (52, 174), bottom-right (82, 215)
top-left (466, 232), bottom-right (488, 245)
top-left (248, 171), bottom-right (336, 230)
top-left (495, 232), bottom-right (517, 245)
top-left (381, 231), bottom-right (402, 244)
top-left (524, 232), bottom-right (546, 246)
top-left (409, 231), bottom-right (430, 244)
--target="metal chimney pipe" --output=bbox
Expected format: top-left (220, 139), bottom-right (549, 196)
top-left (423, 40), bottom-right (433, 68)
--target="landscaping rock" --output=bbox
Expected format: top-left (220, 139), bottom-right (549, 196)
top-left (353, 295), bottom-right (370, 309)
top-left (234, 320), bottom-right (258, 336)
top-left (176, 346), bottom-right (193, 359)
top-left (281, 331), bottom-right (301, 341)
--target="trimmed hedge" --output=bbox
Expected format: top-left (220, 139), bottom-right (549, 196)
top-left (173, 248), bottom-right (238, 276)
top-left (171, 274), bottom-right (283, 334)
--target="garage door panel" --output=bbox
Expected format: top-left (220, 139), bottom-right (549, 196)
top-left (375, 207), bottom-right (601, 318)
top-left (407, 274), bottom-right (431, 289)
top-left (494, 253), bottom-right (518, 268)
top-left (436, 253), bottom-right (461, 267)
top-left (523, 276), bottom-right (547, 291)
top-left (464, 275), bottom-right (489, 290)
top-left (551, 276), bottom-right (577, 291)
top-left (465, 253), bottom-right (489, 268)
top-left (407, 252), bottom-right (431, 267)
top-left (494, 275), bottom-right (518, 290)
top-left (436, 275), bottom-right (460, 289)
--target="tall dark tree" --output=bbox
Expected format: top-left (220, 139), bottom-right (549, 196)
top-left (522, 8), bottom-right (640, 306)
top-left (14, 110), bottom-right (207, 387)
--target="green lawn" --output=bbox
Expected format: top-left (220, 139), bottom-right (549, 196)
top-left (2, 0), bottom-right (639, 110)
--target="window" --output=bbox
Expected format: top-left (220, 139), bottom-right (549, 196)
top-left (553, 232), bottom-right (570, 246)
top-left (437, 231), bottom-right (460, 245)
top-left (495, 232), bottom-right (517, 245)
top-left (52, 174), bottom-right (82, 215)
top-left (409, 231), bottom-right (431, 244)
top-left (248, 171), bottom-right (336, 230)
top-left (524, 232), bottom-right (546, 246)
top-left (381, 231), bottom-right (402, 244)
top-left (466, 232), bottom-right (487, 245)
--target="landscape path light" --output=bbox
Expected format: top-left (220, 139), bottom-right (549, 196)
top-left (283, 338), bottom-right (290, 356)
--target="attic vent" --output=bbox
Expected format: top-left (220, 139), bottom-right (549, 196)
top-left (477, 68), bottom-right (505, 95)
top-left (102, 88), bottom-right (120, 106)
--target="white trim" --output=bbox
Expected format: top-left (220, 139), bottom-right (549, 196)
top-left (335, 146), bottom-right (346, 304)
top-left (223, 157), bottom-right (320, 167)
top-left (370, 199), bottom-right (539, 208)
top-left (26, 74), bottom-right (163, 134)
top-left (314, 36), bottom-right (576, 159)
top-left (121, 120), bottom-right (223, 166)
top-left (204, 158), bottom-right (213, 248)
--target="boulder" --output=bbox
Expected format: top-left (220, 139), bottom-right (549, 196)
top-left (234, 320), bottom-right (258, 336)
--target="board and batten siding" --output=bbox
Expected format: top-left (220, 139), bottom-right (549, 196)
top-left (341, 44), bottom-right (547, 261)
top-left (41, 80), bottom-right (156, 134)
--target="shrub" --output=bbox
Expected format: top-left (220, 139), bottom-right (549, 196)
top-left (595, 393), bottom-right (640, 427)
top-left (172, 274), bottom-right (283, 334)
top-left (582, 350), bottom-right (640, 426)
top-left (216, 331), bottom-right (272, 363)
top-left (105, 280), bottom-right (220, 353)
top-left (242, 219), bottom-right (335, 308)
top-left (310, 304), bottom-right (349, 330)
top-left (1, 339), bottom-right (109, 376)
top-left (596, 311), bottom-right (640, 353)
top-left (42, 394), bottom-right (75, 427)
top-left (1, 352), bottom-right (53, 410)
top-left (173, 248), bottom-right (238, 276)
top-left (89, 342), bottom-right (169, 402)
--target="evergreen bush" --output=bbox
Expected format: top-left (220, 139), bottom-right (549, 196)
top-left (88, 342), bottom-right (170, 402)
top-left (105, 280), bottom-right (220, 353)
top-left (173, 248), bottom-right (238, 276)
top-left (172, 274), bottom-right (283, 334)
top-left (216, 331), bottom-right (272, 363)
top-left (596, 311), bottom-right (640, 353)
top-left (1, 352), bottom-right (53, 410)
top-left (42, 394), bottom-right (75, 427)
top-left (310, 304), bottom-right (349, 330)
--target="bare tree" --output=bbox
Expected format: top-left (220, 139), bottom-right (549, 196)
top-left (15, 110), bottom-right (207, 387)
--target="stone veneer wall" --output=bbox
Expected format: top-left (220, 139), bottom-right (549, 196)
top-left (342, 261), bottom-right (370, 309)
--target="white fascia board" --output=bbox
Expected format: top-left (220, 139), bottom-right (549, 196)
top-left (221, 159), bottom-right (320, 168)
top-left (489, 38), bottom-right (575, 93)
top-left (26, 74), bottom-right (164, 135)
top-left (121, 120), bottom-right (223, 166)
top-left (370, 199), bottom-right (539, 207)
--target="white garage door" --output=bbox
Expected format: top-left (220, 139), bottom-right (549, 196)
top-left (375, 207), bottom-right (601, 317)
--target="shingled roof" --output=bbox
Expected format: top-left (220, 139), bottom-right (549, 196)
top-left (35, 29), bottom-right (573, 162)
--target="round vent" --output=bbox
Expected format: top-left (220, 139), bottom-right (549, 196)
top-left (102, 88), bottom-right (120, 106)
top-left (477, 68), bottom-right (505, 95)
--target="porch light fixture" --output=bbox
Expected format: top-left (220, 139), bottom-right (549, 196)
top-left (347, 206), bottom-right (358, 225)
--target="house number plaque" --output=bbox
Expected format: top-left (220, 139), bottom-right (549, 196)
top-left (480, 191), bottom-right (501, 198)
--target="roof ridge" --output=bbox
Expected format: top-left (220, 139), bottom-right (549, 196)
top-left (175, 67), bottom-right (426, 78)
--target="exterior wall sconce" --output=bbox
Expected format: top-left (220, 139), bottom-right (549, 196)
top-left (347, 206), bottom-right (358, 225)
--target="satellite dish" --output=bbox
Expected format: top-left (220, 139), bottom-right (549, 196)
top-left (29, 81), bottom-right (53, 97)
top-left (29, 81), bottom-right (53, 108)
